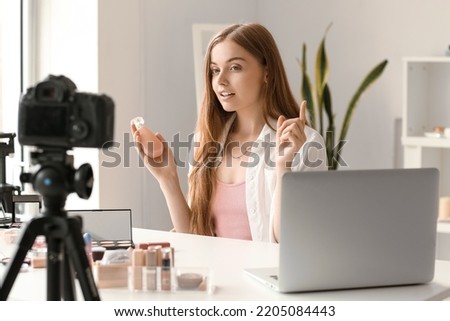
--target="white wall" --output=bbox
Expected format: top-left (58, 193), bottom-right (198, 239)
top-left (96, 0), bottom-right (146, 227)
top-left (29, 0), bottom-right (450, 230)
top-left (258, 0), bottom-right (450, 169)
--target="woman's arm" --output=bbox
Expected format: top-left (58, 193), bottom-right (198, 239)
top-left (272, 102), bottom-right (308, 242)
top-left (131, 123), bottom-right (191, 233)
top-left (158, 172), bottom-right (191, 233)
top-left (273, 167), bottom-right (287, 243)
top-left (272, 129), bottom-right (328, 242)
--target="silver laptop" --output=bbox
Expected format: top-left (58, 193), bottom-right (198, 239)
top-left (245, 168), bottom-right (439, 293)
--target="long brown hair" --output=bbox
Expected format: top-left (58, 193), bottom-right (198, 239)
top-left (188, 23), bottom-right (300, 235)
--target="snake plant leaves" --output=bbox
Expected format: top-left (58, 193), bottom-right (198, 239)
top-left (314, 26), bottom-right (330, 135)
top-left (300, 44), bottom-right (316, 127)
top-left (336, 59), bottom-right (389, 165)
top-left (300, 24), bottom-right (388, 170)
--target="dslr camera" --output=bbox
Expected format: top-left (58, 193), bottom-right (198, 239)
top-left (18, 75), bottom-right (114, 149)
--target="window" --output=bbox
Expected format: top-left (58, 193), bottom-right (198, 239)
top-left (0, 0), bottom-right (23, 190)
top-left (0, 2), bottom-right (3, 132)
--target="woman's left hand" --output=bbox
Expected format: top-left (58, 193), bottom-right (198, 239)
top-left (275, 100), bottom-right (308, 172)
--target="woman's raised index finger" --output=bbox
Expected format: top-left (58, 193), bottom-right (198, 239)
top-left (299, 100), bottom-right (307, 123)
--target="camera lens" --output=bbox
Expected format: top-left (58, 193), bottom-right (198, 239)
top-left (70, 120), bottom-right (89, 141)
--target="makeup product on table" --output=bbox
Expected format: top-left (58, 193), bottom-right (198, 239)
top-left (128, 249), bottom-right (145, 291)
top-left (142, 246), bottom-right (159, 291)
top-left (160, 247), bottom-right (172, 291)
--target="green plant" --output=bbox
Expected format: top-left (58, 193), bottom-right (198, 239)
top-left (300, 25), bottom-right (388, 170)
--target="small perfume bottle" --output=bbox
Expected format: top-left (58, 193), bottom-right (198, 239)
top-left (132, 116), bottom-right (163, 158)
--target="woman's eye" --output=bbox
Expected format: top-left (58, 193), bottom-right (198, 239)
top-left (230, 65), bottom-right (241, 71)
top-left (211, 68), bottom-right (220, 75)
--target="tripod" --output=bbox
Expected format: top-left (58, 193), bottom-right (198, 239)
top-left (0, 149), bottom-right (100, 300)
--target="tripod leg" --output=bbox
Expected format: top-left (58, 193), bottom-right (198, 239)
top-left (0, 218), bottom-right (42, 300)
top-left (65, 217), bottom-right (100, 300)
top-left (61, 250), bottom-right (76, 300)
top-left (46, 235), bottom-right (63, 300)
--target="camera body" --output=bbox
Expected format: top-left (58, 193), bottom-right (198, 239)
top-left (18, 75), bottom-right (114, 149)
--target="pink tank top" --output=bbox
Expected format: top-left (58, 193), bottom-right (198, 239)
top-left (210, 180), bottom-right (252, 240)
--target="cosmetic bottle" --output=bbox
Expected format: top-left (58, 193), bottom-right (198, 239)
top-left (132, 116), bottom-right (163, 158)
top-left (129, 249), bottom-right (145, 291)
top-left (160, 247), bottom-right (172, 291)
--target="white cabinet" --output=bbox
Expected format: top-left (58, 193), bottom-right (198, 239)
top-left (437, 222), bottom-right (450, 261)
top-left (402, 57), bottom-right (450, 196)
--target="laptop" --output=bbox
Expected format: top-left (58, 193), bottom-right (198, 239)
top-left (245, 168), bottom-right (439, 293)
top-left (67, 209), bottom-right (134, 250)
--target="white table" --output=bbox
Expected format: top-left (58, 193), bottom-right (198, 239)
top-left (1, 228), bottom-right (450, 301)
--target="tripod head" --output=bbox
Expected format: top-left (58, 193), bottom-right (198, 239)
top-left (20, 147), bottom-right (93, 215)
top-left (1, 146), bottom-right (101, 301)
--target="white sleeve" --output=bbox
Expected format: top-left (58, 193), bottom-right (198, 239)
top-left (292, 126), bottom-right (328, 172)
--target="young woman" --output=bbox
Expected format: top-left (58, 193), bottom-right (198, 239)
top-left (131, 23), bottom-right (327, 242)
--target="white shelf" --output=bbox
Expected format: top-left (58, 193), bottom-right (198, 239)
top-left (402, 57), bottom-right (450, 196)
top-left (403, 56), bottom-right (450, 63)
top-left (438, 222), bottom-right (450, 234)
top-left (402, 136), bottom-right (450, 148)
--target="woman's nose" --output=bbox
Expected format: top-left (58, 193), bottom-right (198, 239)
top-left (216, 71), bottom-right (228, 85)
